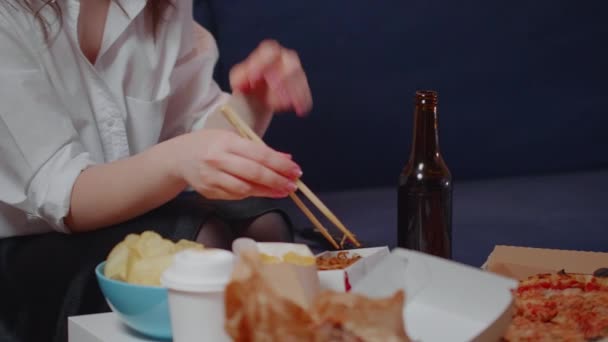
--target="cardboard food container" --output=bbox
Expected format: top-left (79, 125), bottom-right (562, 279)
top-left (352, 248), bottom-right (518, 342)
top-left (255, 242), bottom-right (321, 309)
top-left (484, 245), bottom-right (608, 280)
top-left (316, 246), bottom-right (390, 292)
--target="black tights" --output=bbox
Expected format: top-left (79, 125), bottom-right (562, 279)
top-left (196, 212), bottom-right (293, 249)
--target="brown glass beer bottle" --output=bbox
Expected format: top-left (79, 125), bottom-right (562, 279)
top-left (397, 90), bottom-right (453, 258)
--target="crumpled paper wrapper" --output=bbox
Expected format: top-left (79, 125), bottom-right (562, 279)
top-left (224, 251), bottom-right (411, 342)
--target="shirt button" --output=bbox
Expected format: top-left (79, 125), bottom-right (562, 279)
top-left (106, 120), bottom-right (115, 127)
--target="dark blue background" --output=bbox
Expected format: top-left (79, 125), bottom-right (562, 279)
top-left (190, 1), bottom-right (608, 267)
top-left (195, 0), bottom-right (608, 192)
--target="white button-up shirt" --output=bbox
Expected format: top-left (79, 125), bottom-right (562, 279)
top-left (0, 0), bottom-right (229, 237)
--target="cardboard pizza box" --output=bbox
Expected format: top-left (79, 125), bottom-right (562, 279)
top-left (484, 245), bottom-right (608, 281)
top-left (353, 248), bottom-right (518, 342)
top-left (316, 246), bottom-right (390, 292)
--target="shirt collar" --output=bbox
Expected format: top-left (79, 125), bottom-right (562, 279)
top-left (96, 0), bottom-right (148, 64)
top-left (113, 0), bottom-right (148, 20)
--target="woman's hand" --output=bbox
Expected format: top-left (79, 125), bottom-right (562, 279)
top-left (66, 43), bottom-right (309, 232)
top-left (229, 39), bottom-right (313, 116)
top-left (169, 129), bottom-right (302, 200)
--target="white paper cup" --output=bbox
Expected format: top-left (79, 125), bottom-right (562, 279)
top-left (161, 249), bottom-right (235, 342)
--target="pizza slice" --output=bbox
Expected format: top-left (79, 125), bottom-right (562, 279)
top-left (505, 270), bottom-right (608, 342)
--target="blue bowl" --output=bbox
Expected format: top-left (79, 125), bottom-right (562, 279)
top-left (95, 262), bottom-right (172, 340)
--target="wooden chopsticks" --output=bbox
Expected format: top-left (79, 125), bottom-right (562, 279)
top-left (220, 104), bottom-right (361, 250)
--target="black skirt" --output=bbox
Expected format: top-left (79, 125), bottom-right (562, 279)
top-left (0, 192), bottom-right (293, 342)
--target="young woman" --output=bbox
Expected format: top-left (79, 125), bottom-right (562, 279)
top-left (0, 0), bottom-right (313, 341)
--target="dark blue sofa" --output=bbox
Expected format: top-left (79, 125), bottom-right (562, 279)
top-left (194, 1), bottom-right (608, 266)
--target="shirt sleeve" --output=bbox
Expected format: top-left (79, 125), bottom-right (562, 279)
top-left (160, 1), bottom-right (231, 140)
top-left (0, 12), bottom-right (95, 234)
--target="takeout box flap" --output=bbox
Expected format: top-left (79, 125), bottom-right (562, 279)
top-left (352, 248), bottom-right (517, 342)
top-left (255, 242), bottom-right (320, 309)
top-left (486, 245), bottom-right (608, 280)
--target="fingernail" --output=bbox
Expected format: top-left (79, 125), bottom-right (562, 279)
top-left (281, 152), bottom-right (293, 159)
top-left (284, 182), bottom-right (298, 192)
top-left (291, 168), bottom-right (303, 179)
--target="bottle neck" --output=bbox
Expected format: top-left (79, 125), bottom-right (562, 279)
top-left (409, 98), bottom-right (440, 163)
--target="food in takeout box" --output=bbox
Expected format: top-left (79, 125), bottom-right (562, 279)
top-left (104, 230), bottom-right (204, 286)
top-left (485, 245), bottom-right (608, 341)
top-left (316, 247), bottom-right (390, 292)
top-left (316, 251), bottom-right (362, 270)
top-left (224, 250), bottom-right (411, 342)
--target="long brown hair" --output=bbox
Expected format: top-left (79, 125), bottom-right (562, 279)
top-left (12, 0), bottom-right (171, 42)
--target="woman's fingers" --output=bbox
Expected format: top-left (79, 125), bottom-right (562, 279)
top-left (215, 153), bottom-right (297, 195)
top-left (262, 47), bottom-right (312, 115)
top-left (229, 40), bottom-right (313, 116)
top-left (228, 137), bottom-right (302, 180)
top-left (229, 40), bottom-right (282, 91)
top-left (202, 172), bottom-right (290, 200)
top-left (181, 129), bottom-right (301, 201)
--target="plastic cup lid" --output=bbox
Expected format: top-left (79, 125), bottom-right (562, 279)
top-left (161, 249), bottom-right (235, 292)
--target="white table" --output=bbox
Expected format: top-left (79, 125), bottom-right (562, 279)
top-left (68, 313), bottom-right (168, 342)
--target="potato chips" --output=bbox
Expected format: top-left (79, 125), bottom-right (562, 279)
top-left (104, 231), bottom-right (204, 286)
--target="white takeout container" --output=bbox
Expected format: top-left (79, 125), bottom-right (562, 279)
top-left (352, 248), bottom-right (517, 342)
top-left (316, 246), bottom-right (390, 292)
